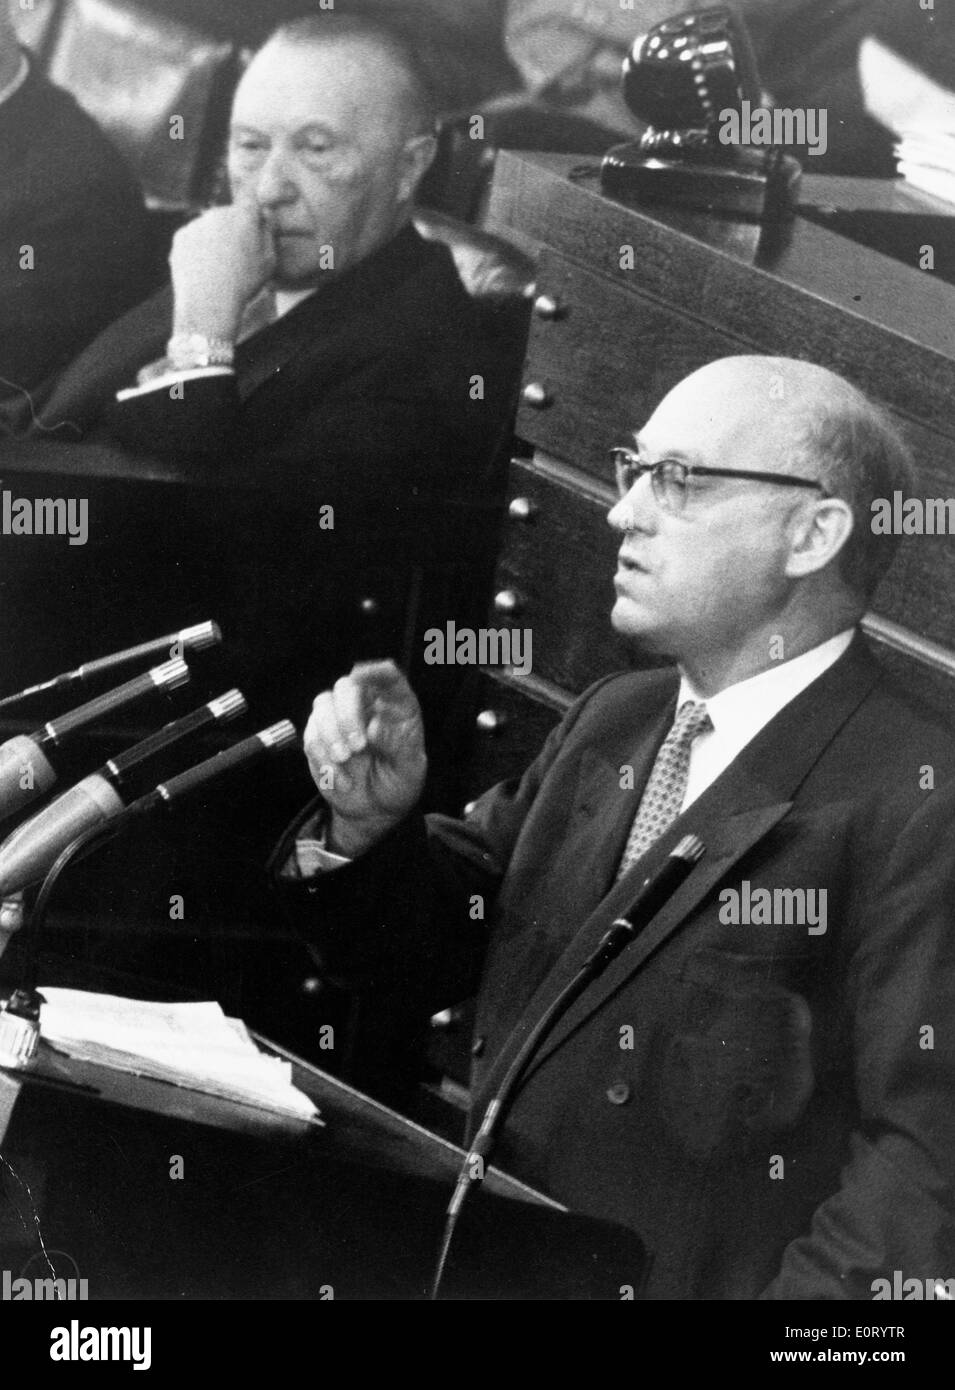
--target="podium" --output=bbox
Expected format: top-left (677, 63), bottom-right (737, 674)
top-left (0, 1029), bottom-right (647, 1301)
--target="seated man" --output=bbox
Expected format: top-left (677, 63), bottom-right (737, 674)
top-left (273, 355), bottom-right (955, 1299)
top-left (9, 13), bottom-right (525, 490)
top-left (0, 0), bottom-right (152, 417)
top-left (0, 12), bottom-right (529, 728)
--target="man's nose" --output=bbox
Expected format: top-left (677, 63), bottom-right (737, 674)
top-left (255, 149), bottom-right (299, 206)
top-left (607, 476), bottom-right (656, 533)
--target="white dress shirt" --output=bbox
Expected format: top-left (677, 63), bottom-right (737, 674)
top-left (677, 628), bottom-right (855, 811)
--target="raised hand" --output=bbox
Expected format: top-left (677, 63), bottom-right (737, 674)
top-left (303, 661), bottom-right (428, 856)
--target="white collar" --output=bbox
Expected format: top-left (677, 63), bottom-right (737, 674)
top-left (0, 52), bottom-right (29, 108)
top-left (678, 629), bottom-right (856, 736)
top-left (274, 287), bottom-right (317, 320)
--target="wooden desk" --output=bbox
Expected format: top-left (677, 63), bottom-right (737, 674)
top-left (0, 1027), bottom-right (650, 1300)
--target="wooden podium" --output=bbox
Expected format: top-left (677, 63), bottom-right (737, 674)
top-left (0, 1025), bottom-right (647, 1301)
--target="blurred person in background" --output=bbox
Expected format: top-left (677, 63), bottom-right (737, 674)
top-left (0, 0), bottom-right (151, 424)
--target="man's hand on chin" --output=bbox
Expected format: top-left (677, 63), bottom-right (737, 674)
top-left (168, 198), bottom-right (277, 341)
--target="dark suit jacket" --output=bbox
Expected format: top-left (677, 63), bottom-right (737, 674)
top-left (1, 225), bottom-right (528, 727)
top-left (0, 52), bottom-right (152, 408)
top-left (273, 635), bottom-right (955, 1299)
top-left (21, 223), bottom-right (523, 503)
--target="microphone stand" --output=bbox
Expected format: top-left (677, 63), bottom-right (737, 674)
top-left (429, 834), bottom-right (705, 1300)
top-left (0, 815), bottom-right (140, 1066)
top-left (0, 719), bottom-right (297, 1066)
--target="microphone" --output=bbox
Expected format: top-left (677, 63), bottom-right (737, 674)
top-left (0, 691), bottom-right (247, 895)
top-left (594, 832), bottom-right (707, 968)
top-left (127, 720), bottom-right (299, 816)
top-left (1, 719), bottom-right (300, 1052)
top-left (430, 834), bottom-right (706, 1300)
top-left (0, 621), bottom-right (221, 711)
top-left (0, 659), bottom-right (191, 824)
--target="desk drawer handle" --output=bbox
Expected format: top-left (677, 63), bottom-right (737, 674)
top-left (476, 709), bottom-right (508, 734)
top-left (494, 589), bottom-right (524, 616)
top-left (533, 293), bottom-right (565, 321)
top-left (508, 496), bottom-right (538, 523)
top-left (521, 381), bottom-right (552, 409)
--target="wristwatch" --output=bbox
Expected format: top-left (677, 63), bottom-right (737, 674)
top-left (166, 332), bottom-right (236, 371)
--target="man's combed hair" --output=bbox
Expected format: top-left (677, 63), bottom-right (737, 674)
top-left (792, 385), bottom-right (916, 600)
top-left (268, 10), bottom-right (439, 133)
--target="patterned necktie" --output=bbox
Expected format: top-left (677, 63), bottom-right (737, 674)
top-left (616, 700), bottom-right (713, 880)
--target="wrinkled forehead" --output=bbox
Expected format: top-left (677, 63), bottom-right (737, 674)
top-left (232, 35), bottom-right (417, 136)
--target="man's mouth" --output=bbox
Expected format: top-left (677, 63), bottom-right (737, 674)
top-left (617, 553), bottom-right (647, 573)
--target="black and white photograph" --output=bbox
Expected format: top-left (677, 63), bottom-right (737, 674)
top-left (0, 0), bottom-right (953, 1357)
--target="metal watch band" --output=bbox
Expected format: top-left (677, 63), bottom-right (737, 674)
top-left (166, 333), bottom-right (236, 370)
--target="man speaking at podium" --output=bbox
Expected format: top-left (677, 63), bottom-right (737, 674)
top-left (273, 355), bottom-right (955, 1300)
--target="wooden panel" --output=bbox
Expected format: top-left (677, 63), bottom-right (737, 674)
top-left (518, 249), bottom-right (754, 478)
top-left (488, 456), bottom-right (660, 697)
top-left (461, 670), bottom-right (567, 807)
top-left (487, 152), bottom-right (955, 439)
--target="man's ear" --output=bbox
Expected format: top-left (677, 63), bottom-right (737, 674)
top-left (785, 497), bottom-right (855, 579)
top-left (398, 132), bottom-right (438, 203)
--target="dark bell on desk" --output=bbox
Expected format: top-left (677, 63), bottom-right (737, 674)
top-left (601, 5), bottom-right (801, 223)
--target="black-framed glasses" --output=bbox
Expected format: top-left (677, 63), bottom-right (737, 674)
top-left (610, 447), bottom-right (830, 515)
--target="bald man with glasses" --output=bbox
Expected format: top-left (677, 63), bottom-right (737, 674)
top-left (273, 354), bottom-right (955, 1300)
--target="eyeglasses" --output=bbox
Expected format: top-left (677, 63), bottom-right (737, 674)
top-left (610, 447), bottom-right (830, 515)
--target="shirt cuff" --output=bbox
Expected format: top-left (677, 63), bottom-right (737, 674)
top-left (280, 809), bottom-right (352, 880)
top-left (115, 366), bottom-right (235, 402)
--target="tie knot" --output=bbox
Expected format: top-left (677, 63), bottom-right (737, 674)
top-left (669, 700), bottom-right (712, 747)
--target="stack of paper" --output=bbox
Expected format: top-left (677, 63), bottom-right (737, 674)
top-left (38, 987), bottom-right (320, 1123)
top-left (857, 36), bottom-right (955, 208)
top-left (896, 131), bottom-right (955, 208)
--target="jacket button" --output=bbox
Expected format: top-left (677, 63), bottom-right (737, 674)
top-left (471, 1035), bottom-right (486, 1058)
top-left (606, 1081), bottom-right (630, 1105)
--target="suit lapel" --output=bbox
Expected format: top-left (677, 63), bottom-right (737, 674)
top-left (473, 636), bottom-right (882, 1111)
top-left (235, 292), bottom-right (329, 401)
top-left (519, 801), bottom-right (793, 1080)
top-left (566, 689), bottom-right (676, 902)
top-left (235, 223), bottom-right (437, 402)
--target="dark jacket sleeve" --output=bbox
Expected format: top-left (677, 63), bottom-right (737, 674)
top-left (100, 291), bottom-right (526, 558)
top-left (269, 679), bottom-right (614, 1016)
top-left (761, 788), bottom-right (955, 1298)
